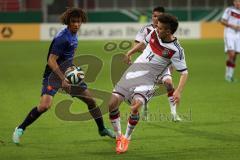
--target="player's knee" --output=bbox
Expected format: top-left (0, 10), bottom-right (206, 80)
top-left (228, 51), bottom-right (236, 60)
top-left (163, 79), bottom-right (174, 93)
top-left (131, 107), bottom-right (139, 114)
top-left (38, 103), bottom-right (51, 112)
top-left (85, 98), bottom-right (97, 110)
top-left (131, 96), bottom-right (144, 113)
top-left (76, 95), bottom-right (97, 110)
top-left (108, 93), bottom-right (121, 112)
top-left (228, 57), bottom-right (235, 62)
top-left (109, 100), bottom-right (121, 113)
top-left (131, 104), bottom-right (141, 114)
top-left (38, 95), bottom-right (53, 112)
top-left (108, 101), bottom-right (116, 112)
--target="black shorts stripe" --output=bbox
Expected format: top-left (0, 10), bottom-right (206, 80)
top-left (135, 40), bottom-right (140, 43)
top-left (112, 91), bottom-right (125, 98)
top-left (177, 68), bottom-right (188, 72)
top-left (162, 73), bottom-right (172, 77)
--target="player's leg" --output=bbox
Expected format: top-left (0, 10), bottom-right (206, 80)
top-left (109, 92), bottom-right (124, 137)
top-left (19, 95), bottom-right (53, 130)
top-left (74, 88), bottom-right (115, 138)
top-left (162, 76), bottom-right (182, 122)
top-left (225, 50), bottom-right (236, 82)
top-left (224, 36), bottom-right (237, 82)
top-left (122, 94), bottom-right (143, 153)
top-left (230, 37), bottom-right (240, 81)
top-left (108, 92), bottom-right (124, 153)
top-left (141, 101), bottom-right (148, 121)
top-left (125, 95), bottom-right (142, 139)
top-left (13, 94), bottom-right (53, 144)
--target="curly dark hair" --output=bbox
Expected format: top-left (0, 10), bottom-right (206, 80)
top-left (158, 13), bottom-right (178, 34)
top-left (60, 8), bottom-right (87, 25)
top-left (153, 6), bottom-right (165, 13)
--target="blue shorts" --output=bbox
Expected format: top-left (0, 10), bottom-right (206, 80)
top-left (41, 78), bottom-right (88, 97)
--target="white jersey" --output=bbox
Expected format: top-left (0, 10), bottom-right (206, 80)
top-left (136, 29), bottom-right (187, 76)
top-left (135, 24), bottom-right (154, 43)
top-left (222, 6), bottom-right (240, 37)
top-left (135, 23), bottom-right (173, 80)
top-left (114, 29), bottom-right (187, 102)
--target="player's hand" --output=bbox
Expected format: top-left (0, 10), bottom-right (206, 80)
top-left (62, 78), bottom-right (71, 93)
top-left (237, 26), bottom-right (240, 31)
top-left (124, 54), bottom-right (132, 65)
top-left (173, 90), bottom-right (181, 105)
top-left (231, 24), bottom-right (240, 31)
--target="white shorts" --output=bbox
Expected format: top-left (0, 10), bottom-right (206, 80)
top-left (224, 35), bottom-right (240, 53)
top-left (157, 68), bottom-right (172, 84)
top-left (113, 84), bottom-right (155, 105)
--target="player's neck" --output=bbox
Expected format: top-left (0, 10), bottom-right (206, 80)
top-left (234, 6), bottom-right (240, 10)
top-left (162, 35), bottom-right (175, 43)
top-left (67, 26), bottom-right (77, 35)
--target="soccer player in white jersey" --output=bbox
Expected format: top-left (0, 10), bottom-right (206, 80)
top-left (108, 13), bottom-right (188, 154)
top-left (221, 0), bottom-right (240, 82)
top-left (135, 6), bottom-right (181, 121)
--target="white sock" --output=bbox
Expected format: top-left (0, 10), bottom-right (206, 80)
top-left (110, 117), bottom-right (121, 138)
top-left (168, 96), bottom-right (176, 115)
top-left (225, 66), bottom-right (230, 78)
top-left (229, 67), bottom-right (234, 78)
top-left (125, 122), bottom-right (135, 140)
top-left (125, 113), bottom-right (139, 139)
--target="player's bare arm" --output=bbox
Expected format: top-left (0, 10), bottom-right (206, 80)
top-left (48, 54), bottom-right (71, 90)
top-left (221, 19), bottom-right (240, 31)
top-left (125, 42), bottom-right (146, 64)
top-left (173, 72), bottom-right (188, 104)
top-left (134, 41), bottom-right (145, 52)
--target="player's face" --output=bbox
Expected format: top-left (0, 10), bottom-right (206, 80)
top-left (156, 22), bottom-right (171, 40)
top-left (69, 17), bottom-right (82, 34)
top-left (152, 11), bottom-right (163, 27)
top-left (234, 0), bottom-right (240, 9)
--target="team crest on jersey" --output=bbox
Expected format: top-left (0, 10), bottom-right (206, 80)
top-left (162, 49), bottom-right (170, 58)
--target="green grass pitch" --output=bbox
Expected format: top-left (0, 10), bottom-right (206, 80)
top-left (0, 39), bottom-right (240, 160)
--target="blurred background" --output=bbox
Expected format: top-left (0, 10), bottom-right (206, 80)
top-left (0, 0), bottom-right (234, 23)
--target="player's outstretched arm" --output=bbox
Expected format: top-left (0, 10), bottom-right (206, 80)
top-left (173, 72), bottom-right (188, 104)
top-left (125, 42), bottom-right (146, 64)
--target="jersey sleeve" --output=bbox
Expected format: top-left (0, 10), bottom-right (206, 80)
top-left (135, 26), bottom-right (148, 43)
top-left (171, 47), bottom-right (188, 74)
top-left (143, 30), bottom-right (154, 45)
top-left (222, 7), bottom-right (230, 20)
top-left (50, 37), bottom-right (67, 56)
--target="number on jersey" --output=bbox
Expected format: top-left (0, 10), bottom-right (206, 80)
top-left (146, 52), bottom-right (154, 62)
